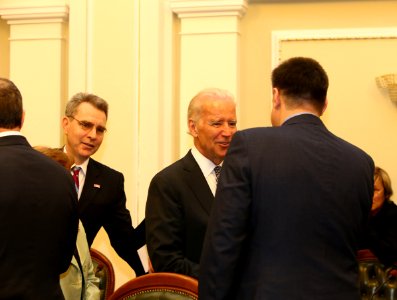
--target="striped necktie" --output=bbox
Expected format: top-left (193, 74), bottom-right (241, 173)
top-left (214, 165), bottom-right (222, 182)
top-left (71, 166), bottom-right (81, 192)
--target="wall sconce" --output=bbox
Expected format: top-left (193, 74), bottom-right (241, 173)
top-left (376, 74), bottom-right (397, 103)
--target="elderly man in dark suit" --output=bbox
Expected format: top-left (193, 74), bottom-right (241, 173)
top-left (62, 92), bottom-right (145, 276)
top-left (145, 88), bottom-right (237, 278)
top-left (199, 57), bottom-right (375, 299)
top-left (0, 78), bottom-right (79, 299)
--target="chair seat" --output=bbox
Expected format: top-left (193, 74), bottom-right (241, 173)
top-left (108, 272), bottom-right (198, 300)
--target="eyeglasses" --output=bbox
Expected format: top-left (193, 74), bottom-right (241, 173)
top-left (68, 116), bottom-right (107, 134)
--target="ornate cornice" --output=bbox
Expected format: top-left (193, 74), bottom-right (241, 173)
top-left (0, 5), bottom-right (69, 24)
top-left (170, 0), bottom-right (247, 18)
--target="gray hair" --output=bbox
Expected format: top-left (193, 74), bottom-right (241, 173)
top-left (187, 88), bottom-right (235, 122)
top-left (65, 92), bottom-right (108, 119)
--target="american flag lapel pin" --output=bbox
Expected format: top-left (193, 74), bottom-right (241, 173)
top-left (94, 183), bottom-right (101, 189)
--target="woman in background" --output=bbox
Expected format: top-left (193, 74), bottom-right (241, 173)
top-left (34, 146), bottom-right (100, 300)
top-left (365, 166), bottom-right (397, 267)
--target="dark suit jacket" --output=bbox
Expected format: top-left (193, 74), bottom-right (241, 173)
top-left (0, 135), bottom-right (79, 299)
top-left (145, 150), bottom-right (214, 278)
top-left (199, 114), bottom-right (374, 300)
top-left (362, 200), bottom-right (397, 267)
top-left (79, 158), bottom-right (145, 276)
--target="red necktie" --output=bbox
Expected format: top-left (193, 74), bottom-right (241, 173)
top-left (72, 166), bottom-right (81, 191)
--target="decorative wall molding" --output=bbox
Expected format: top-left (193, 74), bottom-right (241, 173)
top-left (0, 5), bottom-right (69, 24)
top-left (170, 0), bottom-right (247, 18)
top-left (271, 27), bottom-right (397, 68)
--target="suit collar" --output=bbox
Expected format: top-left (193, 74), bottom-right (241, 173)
top-left (191, 145), bottom-right (218, 177)
top-left (282, 113), bottom-right (323, 126)
top-left (181, 150), bottom-right (214, 214)
top-left (86, 158), bottom-right (101, 176)
top-left (0, 134), bottom-right (30, 147)
top-left (79, 158), bottom-right (102, 211)
top-left (73, 158), bottom-right (89, 178)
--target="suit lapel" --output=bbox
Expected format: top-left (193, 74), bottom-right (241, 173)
top-left (79, 159), bottom-right (101, 212)
top-left (182, 151), bottom-right (214, 215)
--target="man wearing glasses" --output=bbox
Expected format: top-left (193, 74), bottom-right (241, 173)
top-left (62, 92), bottom-right (145, 276)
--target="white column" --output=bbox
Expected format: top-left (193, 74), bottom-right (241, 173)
top-left (0, 5), bottom-right (68, 146)
top-left (170, 0), bottom-right (247, 155)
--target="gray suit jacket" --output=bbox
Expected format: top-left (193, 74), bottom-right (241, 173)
top-left (199, 114), bottom-right (374, 300)
top-left (145, 150), bottom-right (213, 278)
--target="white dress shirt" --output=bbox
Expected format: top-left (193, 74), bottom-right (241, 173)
top-left (191, 146), bottom-right (222, 196)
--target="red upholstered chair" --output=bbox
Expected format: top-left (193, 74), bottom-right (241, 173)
top-left (90, 248), bottom-right (115, 300)
top-left (108, 272), bottom-right (198, 300)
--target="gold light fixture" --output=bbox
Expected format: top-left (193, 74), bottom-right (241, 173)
top-left (376, 74), bottom-right (397, 103)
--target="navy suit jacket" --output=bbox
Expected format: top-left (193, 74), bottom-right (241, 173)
top-left (0, 135), bottom-right (79, 299)
top-left (145, 150), bottom-right (213, 278)
top-left (199, 114), bottom-right (374, 300)
top-left (79, 158), bottom-right (145, 276)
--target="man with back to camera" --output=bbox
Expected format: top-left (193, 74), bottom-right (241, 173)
top-left (62, 92), bottom-right (146, 276)
top-left (199, 57), bottom-right (375, 299)
top-left (145, 88), bottom-right (237, 278)
top-left (0, 78), bottom-right (79, 299)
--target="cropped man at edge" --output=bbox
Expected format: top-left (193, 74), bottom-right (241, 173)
top-left (0, 78), bottom-right (79, 299)
top-left (199, 57), bottom-right (374, 300)
top-left (145, 88), bottom-right (237, 278)
top-left (62, 92), bottom-right (146, 276)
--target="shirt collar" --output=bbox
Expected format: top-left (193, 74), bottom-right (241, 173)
top-left (282, 112), bottom-right (317, 125)
top-left (74, 158), bottom-right (89, 177)
top-left (0, 131), bottom-right (22, 138)
top-left (191, 145), bottom-right (221, 177)
top-left (63, 146), bottom-right (90, 176)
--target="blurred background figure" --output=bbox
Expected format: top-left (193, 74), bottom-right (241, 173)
top-left (34, 146), bottom-right (100, 300)
top-left (362, 166), bottom-right (397, 267)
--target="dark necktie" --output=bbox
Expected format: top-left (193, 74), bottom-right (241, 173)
top-left (72, 166), bottom-right (81, 192)
top-left (214, 165), bottom-right (222, 182)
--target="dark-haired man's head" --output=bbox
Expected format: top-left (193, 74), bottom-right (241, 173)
top-left (271, 57), bottom-right (329, 126)
top-left (0, 78), bottom-right (24, 131)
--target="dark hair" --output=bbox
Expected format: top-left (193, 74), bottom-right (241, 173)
top-left (271, 57), bottom-right (328, 113)
top-left (65, 92), bottom-right (108, 119)
top-left (0, 78), bottom-right (23, 129)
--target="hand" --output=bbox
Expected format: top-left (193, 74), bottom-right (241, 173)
top-left (148, 257), bottom-right (155, 273)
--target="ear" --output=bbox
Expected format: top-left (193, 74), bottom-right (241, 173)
top-left (62, 116), bottom-right (70, 133)
top-left (20, 111), bottom-right (25, 129)
top-left (320, 98), bottom-right (328, 116)
top-left (272, 88), bottom-right (281, 109)
top-left (188, 119), bottom-right (198, 137)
